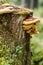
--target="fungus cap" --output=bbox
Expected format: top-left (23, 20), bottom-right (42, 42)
top-left (0, 3), bottom-right (33, 14)
top-left (23, 17), bottom-right (40, 34)
top-left (23, 17), bottom-right (40, 25)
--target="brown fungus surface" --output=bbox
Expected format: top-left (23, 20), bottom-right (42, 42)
top-left (23, 17), bottom-right (40, 35)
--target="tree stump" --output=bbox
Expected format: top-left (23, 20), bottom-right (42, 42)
top-left (0, 3), bottom-right (40, 65)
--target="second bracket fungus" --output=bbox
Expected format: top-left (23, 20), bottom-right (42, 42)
top-left (23, 17), bottom-right (40, 35)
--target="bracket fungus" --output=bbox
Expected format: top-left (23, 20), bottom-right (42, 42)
top-left (0, 3), bottom-right (33, 14)
top-left (23, 17), bottom-right (40, 35)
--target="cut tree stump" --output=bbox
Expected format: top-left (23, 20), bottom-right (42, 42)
top-left (0, 3), bottom-right (40, 65)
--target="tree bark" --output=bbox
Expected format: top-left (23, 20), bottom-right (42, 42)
top-left (24, 31), bottom-right (31, 65)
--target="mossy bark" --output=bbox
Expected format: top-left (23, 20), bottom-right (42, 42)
top-left (0, 13), bottom-right (31, 65)
top-left (24, 32), bottom-right (31, 65)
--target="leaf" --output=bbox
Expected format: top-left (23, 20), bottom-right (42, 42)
top-left (16, 46), bottom-right (22, 53)
top-left (3, 61), bottom-right (10, 65)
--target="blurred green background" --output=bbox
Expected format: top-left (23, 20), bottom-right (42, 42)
top-left (0, 0), bottom-right (43, 65)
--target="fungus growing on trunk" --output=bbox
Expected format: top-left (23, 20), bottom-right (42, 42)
top-left (23, 17), bottom-right (40, 35)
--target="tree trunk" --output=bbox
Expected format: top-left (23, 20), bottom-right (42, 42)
top-left (0, 13), bottom-right (31, 65)
top-left (24, 31), bottom-right (31, 65)
top-left (25, 0), bottom-right (38, 8)
top-left (30, 0), bottom-right (34, 9)
top-left (21, 0), bottom-right (25, 7)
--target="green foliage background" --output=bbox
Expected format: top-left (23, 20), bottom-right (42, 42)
top-left (31, 23), bottom-right (43, 65)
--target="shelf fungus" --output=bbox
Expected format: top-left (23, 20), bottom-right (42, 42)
top-left (23, 17), bottom-right (40, 35)
top-left (0, 3), bottom-right (33, 15)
